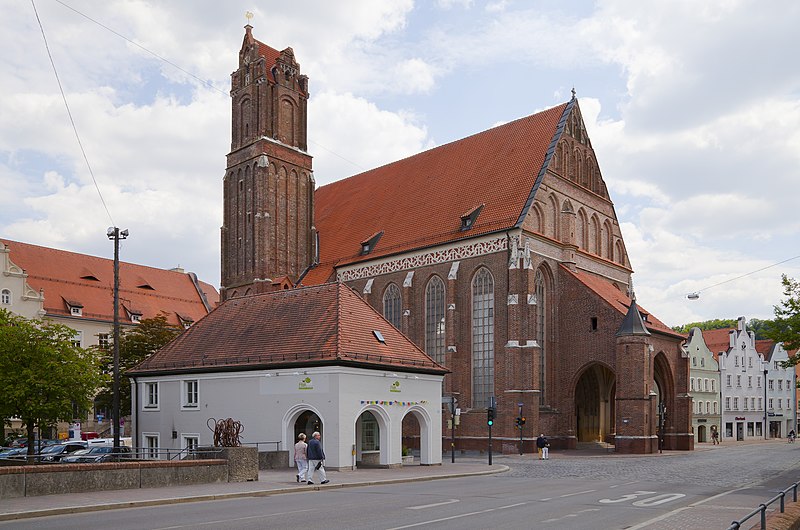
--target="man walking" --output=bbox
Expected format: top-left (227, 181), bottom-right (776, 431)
top-left (536, 433), bottom-right (549, 460)
top-left (306, 431), bottom-right (329, 485)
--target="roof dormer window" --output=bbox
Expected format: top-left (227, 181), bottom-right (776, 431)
top-left (460, 204), bottom-right (484, 231)
top-left (63, 298), bottom-right (83, 317)
top-left (361, 231), bottom-right (383, 255)
top-left (125, 305), bottom-right (143, 324)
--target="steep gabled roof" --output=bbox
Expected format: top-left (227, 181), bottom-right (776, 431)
top-left (564, 266), bottom-right (681, 338)
top-left (129, 282), bottom-right (448, 376)
top-left (305, 101), bottom-right (571, 285)
top-left (1, 239), bottom-right (217, 327)
top-left (701, 328), bottom-right (734, 360)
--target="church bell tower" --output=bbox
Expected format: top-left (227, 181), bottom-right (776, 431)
top-left (221, 25), bottom-right (315, 301)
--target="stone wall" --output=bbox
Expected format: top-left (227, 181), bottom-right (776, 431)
top-left (0, 459), bottom-right (227, 499)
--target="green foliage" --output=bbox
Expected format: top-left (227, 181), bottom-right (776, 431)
top-left (94, 314), bottom-right (182, 417)
top-left (672, 318), bottom-right (738, 335)
top-left (0, 309), bottom-right (106, 456)
top-left (672, 317), bottom-right (773, 339)
top-left (767, 275), bottom-right (800, 366)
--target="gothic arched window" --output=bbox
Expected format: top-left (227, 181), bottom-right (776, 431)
top-left (383, 284), bottom-right (402, 329)
top-left (425, 276), bottom-right (446, 365)
top-left (472, 268), bottom-right (494, 407)
top-left (536, 269), bottom-right (547, 404)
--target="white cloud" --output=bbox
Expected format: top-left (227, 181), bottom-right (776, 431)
top-left (309, 91), bottom-right (431, 185)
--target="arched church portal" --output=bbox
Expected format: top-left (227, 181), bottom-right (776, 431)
top-left (575, 364), bottom-right (616, 443)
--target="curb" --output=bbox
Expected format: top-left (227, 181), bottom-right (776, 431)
top-left (0, 465), bottom-right (509, 521)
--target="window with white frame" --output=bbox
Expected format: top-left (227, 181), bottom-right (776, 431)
top-left (778, 399), bottom-right (783, 409)
top-left (737, 375), bottom-right (741, 387)
top-left (769, 398), bottom-right (774, 410)
top-left (751, 397), bottom-right (755, 410)
top-left (725, 397), bottom-right (730, 410)
top-left (733, 397), bottom-right (739, 410)
top-left (743, 398), bottom-right (748, 410)
top-left (727, 375), bottom-right (732, 387)
top-left (713, 401), bottom-right (718, 414)
top-left (70, 305), bottom-right (82, 316)
top-left (182, 434), bottom-right (200, 457)
top-left (704, 378), bottom-right (709, 391)
top-left (788, 398), bottom-right (791, 409)
top-left (748, 376), bottom-right (752, 388)
top-left (143, 433), bottom-right (160, 459)
top-left (98, 333), bottom-right (110, 350)
top-left (706, 401), bottom-right (710, 413)
top-left (711, 379), bottom-right (715, 392)
top-left (71, 330), bottom-right (83, 348)
top-left (701, 358), bottom-right (705, 367)
top-left (749, 357), bottom-right (753, 368)
top-left (692, 357), bottom-right (697, 366)
top-left (769, 379), bottom-right (774, 391)
top-left (183, 379), bottom-right (199, 408)
top-left (757, 376), bottom-right (762, 388)
top-left (0, 289), bottom-right (11, 305)
top-left (775, 361), bottom-right (780, 370)
top-left (779, 379), bottom-right (783, 391)
top-left (690, 378), bottom-right (694, 391)
top-left (759, 397), bottom-right (763, 410)
top-left (144, 382), bottom-right (159, 409)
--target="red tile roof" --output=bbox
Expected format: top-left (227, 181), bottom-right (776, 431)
top-left (305, 102), bottom-right (570, 285)
top-left (129, 282), bottom-right (447, 376)
top-left (256, 40), bottom-right (280, 83)
top-left (702, 328), bottom-right (734, 358)
top-left (564, 266), bottom-right (682, 338)
top-left (2, 239), bottom-right (217, 327)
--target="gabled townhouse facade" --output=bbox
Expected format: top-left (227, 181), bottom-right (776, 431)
top-left (686, 327), bottom-right (721, 443)
top-left (764, 342), bottom-right (796, 438)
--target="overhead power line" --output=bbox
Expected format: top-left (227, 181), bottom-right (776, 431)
top-left (32, 0), bottom-right (115, 227)
top-left (687, 254), bottom-right (800, 300)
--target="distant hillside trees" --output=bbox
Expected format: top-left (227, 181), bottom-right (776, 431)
top-left (766, 275), bottom-right (800, 365)
top-left (672, 318), bottom-right (772, 339)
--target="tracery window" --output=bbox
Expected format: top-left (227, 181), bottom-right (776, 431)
top-left (536, 269), bottom-right (547, 404)
top-left (472, 268), bottom-right (494, 407)
top-left (424, 276), bottom-right (446, 365)
top-left (382, 284), bottom-right (402, 329)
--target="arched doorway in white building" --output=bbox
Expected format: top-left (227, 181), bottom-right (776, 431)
top-left (355, 408), bottom-right (390, 467)
top-left (402, 406), bottom-right (433, 465)
top-left (285, 405), bottom-right (324, 467)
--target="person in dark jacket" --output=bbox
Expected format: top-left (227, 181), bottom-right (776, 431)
top-left (536, 433), bottom-right (549, 460)
top-left (306, 431), bottom-right (329, 484)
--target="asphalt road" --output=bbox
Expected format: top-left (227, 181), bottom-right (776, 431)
top-left (5, 441), bottom-right (800, 529)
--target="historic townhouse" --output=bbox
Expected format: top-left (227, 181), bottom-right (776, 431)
top-left (0, 239), bottom-right (217, 437)
top-left (685, 327), bottom-right (721, 442)
top-left (764, 342), bottom-right (796, 438)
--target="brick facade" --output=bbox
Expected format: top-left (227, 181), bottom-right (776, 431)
top-left (220, 27), bottom-right (693, 454)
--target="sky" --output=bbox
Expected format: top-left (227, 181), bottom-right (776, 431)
top-left (1, 0), bottom-right (799, 328)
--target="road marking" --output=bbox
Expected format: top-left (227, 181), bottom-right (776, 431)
top-left (559, 489), bottom-right (597, 498)
top-left (538, 497), bottom-right (552, 501)
top-left (599, 491), bottom-right (656, 503)
top-left (386, 502), bottom-right (528, 529)
top-left (542, 508), bottom-right (601, 523)
top-left (632, 493), bottom-right (685, 507)
top-left (155, 508), bottom-right (316, 529)
top-left (407, 499), bottom-right (460, 510)
top-left (625, 487), bottom-right (748, 530)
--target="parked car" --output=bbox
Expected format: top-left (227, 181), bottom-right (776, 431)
top-left (0, 447), bottom-right (27, 459)
top-left (61, 445), bottom-right (132, 463)
top-left (38, 442), bottom-right (88, 462)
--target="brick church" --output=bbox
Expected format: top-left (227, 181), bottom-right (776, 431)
top-left (219, 25), bottom-right (692, 454)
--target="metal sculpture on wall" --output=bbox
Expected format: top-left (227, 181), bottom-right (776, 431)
top-left (207, 417), bottom-right (244, 447)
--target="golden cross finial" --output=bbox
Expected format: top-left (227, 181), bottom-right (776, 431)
top-left (245, 11), bottom-right (254, 24)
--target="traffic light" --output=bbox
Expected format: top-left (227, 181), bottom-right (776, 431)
top-left (519, 416), bottom-right (526, 426)
top-left (514, 416), bottom-right (521, 427)
top-left (487, 406), bottom-right (496, 426)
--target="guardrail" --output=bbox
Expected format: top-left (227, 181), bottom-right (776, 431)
top-left (727, 481), bottom-right (800, 529)
top-left (243, 441), bottom-right (282, 452)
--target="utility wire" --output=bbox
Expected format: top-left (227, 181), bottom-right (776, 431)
top-left (54, 0), bottom-right (365, 174)
top-left (688, 254), bottom-right (800, 298)
top-left (32, 0), bottom-right (115, 227)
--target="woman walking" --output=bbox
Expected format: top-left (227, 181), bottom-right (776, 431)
top-left (294, 433), bottom-right (308, 483)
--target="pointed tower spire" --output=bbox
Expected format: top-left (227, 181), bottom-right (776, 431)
top-left (616, 298), bottom-right (651, 337)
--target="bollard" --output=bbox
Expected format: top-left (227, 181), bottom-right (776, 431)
top-left (794, 482), bottom-right (798, 503)
top-left (760, 503), bottom-right (767, 529)
top-left (780, 491), bottom-right (785, 513)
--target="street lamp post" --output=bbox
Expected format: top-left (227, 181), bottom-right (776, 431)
top-left (107, 227), bottom-right (128, 452)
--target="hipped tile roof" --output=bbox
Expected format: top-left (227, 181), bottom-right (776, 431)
top-left (129, 282), bottom-right (448, 376)
top-left (2, 239), bottom-right (217, 327)
top-left (304, 102), bottom-right (570, 285)
top-left (564, 266), bottom-right (682, 338)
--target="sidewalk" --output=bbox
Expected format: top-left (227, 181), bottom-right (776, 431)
top-left (0, 458), bottom-right (508, 521)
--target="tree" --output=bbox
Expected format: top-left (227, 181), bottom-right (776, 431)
top-left (767, 275), bottom-right (800, 366)
top-left (672, 318), bottom-right (773, 339)
top-left (94, 313), bottom-right (182, 417)
top-left (0, 310), bottom-right (106, 457)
